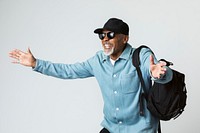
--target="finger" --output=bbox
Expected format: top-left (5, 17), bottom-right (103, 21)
top-left (150, 54), bottom-right (155, 65)
top-left (157, 65), bottom-right (167, 73)
top-left (9, 52), bottom-right (19, 59)
top-left (159, 61), bottom-right (167, 66)
top-left (9, 49), bottom-right (20, 56)
top-left (11, 57), bottom-right (21, 64)
top-left (11, 60), bottom-right (20, 64)
top-left (160, 70), bottom-right (166, 75)
top-left (9, 50), bottom-right (17, 56)
top-left (162, 67), bottom-right (167, 71)
top-left (15, 49), bottom-right (25, 56)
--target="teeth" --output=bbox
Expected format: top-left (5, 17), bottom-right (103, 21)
top-left (105, 44), bottom-right (111, 48)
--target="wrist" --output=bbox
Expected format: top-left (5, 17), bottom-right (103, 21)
top-left (31, 58), bottom-right (36, 68)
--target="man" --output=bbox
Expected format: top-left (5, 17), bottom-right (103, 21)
top-left (9, 18), bottom-right (172, 133)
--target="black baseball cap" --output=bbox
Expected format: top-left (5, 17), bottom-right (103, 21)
top-left (94, 18), bottom-right (129, 35)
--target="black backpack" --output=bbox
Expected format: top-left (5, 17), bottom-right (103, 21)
top-left (132, 45), bottom-right (187, 133)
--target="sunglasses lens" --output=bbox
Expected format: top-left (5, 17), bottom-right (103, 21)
top-left (99, 33), bottom-right (105, 40)
top-left (107, 32), bottom-right (115, 39)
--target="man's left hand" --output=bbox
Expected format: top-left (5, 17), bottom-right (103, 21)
top-left (150, 55), bottom-right (167, 79)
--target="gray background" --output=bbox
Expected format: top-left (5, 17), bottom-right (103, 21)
top-left (0, 0), bottom-right (199, 132)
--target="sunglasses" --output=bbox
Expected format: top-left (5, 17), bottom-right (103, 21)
top-left (98, 32), bottom-right (115, 40)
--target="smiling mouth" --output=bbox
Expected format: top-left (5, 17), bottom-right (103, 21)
top-left (104, 43), bottom-right (112, 49)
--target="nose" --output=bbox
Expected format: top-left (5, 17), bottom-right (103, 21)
top-left (102, 35), bottom-right (109, 41)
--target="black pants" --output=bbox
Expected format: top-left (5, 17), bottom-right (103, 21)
top-left (99, 128), bottom-right (110, 133)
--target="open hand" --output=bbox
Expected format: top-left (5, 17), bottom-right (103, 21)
top-left (150, 55), bottom-right (167, 79)
top-left (9, 48), bottom-right (36, 68)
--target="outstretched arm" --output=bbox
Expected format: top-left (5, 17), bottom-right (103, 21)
top-left (9, 48), bottom-right (36, 68)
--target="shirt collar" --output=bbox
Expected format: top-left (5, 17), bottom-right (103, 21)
top-left (102, 43), bottom-right (133, 63)
top-left (119, 43), bottom-right (132, 60)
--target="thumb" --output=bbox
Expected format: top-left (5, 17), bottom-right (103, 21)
top-left (150, 54), bottom-right (155, 65)
top-left (27, 47), bottom-right (32, 54)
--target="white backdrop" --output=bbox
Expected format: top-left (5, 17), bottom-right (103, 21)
top-left (0, 0), bottom-right (199, 132)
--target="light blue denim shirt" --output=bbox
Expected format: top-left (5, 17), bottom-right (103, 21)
top-left (33, 44), bottom-right (172, 133)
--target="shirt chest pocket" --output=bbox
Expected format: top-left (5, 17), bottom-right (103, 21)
top-left (120, 71), bottom-right (140, 94)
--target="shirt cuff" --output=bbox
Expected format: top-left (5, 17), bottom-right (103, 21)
top-left (32, 59), bottom-right (40, 71)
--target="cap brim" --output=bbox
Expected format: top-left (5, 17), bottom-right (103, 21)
top-left (94, 28), bottom-right (104, 34)
top-left (94, 27), bottom-right (120, 34)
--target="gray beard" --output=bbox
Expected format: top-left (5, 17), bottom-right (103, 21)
top-left (103, 47), bottom-right (114, 56)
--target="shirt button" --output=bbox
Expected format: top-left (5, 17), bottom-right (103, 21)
top-left (114, 91), bottom-right (117, 94)
top-left (119, 121), bottom-right (122, 124)
top-left (116, 108), bottom-right (119, 111)
top-left (113, 74), bottom-right (117, 78)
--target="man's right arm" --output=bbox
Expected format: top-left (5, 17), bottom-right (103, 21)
top-left (9, 48), bottom-right (94, 79)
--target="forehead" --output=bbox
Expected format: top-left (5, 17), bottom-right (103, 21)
top-left (102, 30), bottom-right (113, 33)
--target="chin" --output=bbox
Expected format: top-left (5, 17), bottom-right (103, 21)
top-left (104, 50), bottom-right (113, 56)
top-left (104, 48), bottom-right (114, 56)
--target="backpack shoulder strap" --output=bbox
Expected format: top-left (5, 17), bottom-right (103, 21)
top-left (132, 45), bottom-right (150, 116)
top-left (132, 45), bottom-right (149, 67)
top-left (132, 45), bottom-right (150, 97)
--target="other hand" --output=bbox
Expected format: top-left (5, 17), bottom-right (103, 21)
top-left (9, 48), bottom-right (36, 68)
top-left (150, 55), bottom-right (167, 79)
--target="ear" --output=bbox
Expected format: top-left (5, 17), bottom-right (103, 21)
top-left (123, 35), bottom-right (129, 44)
